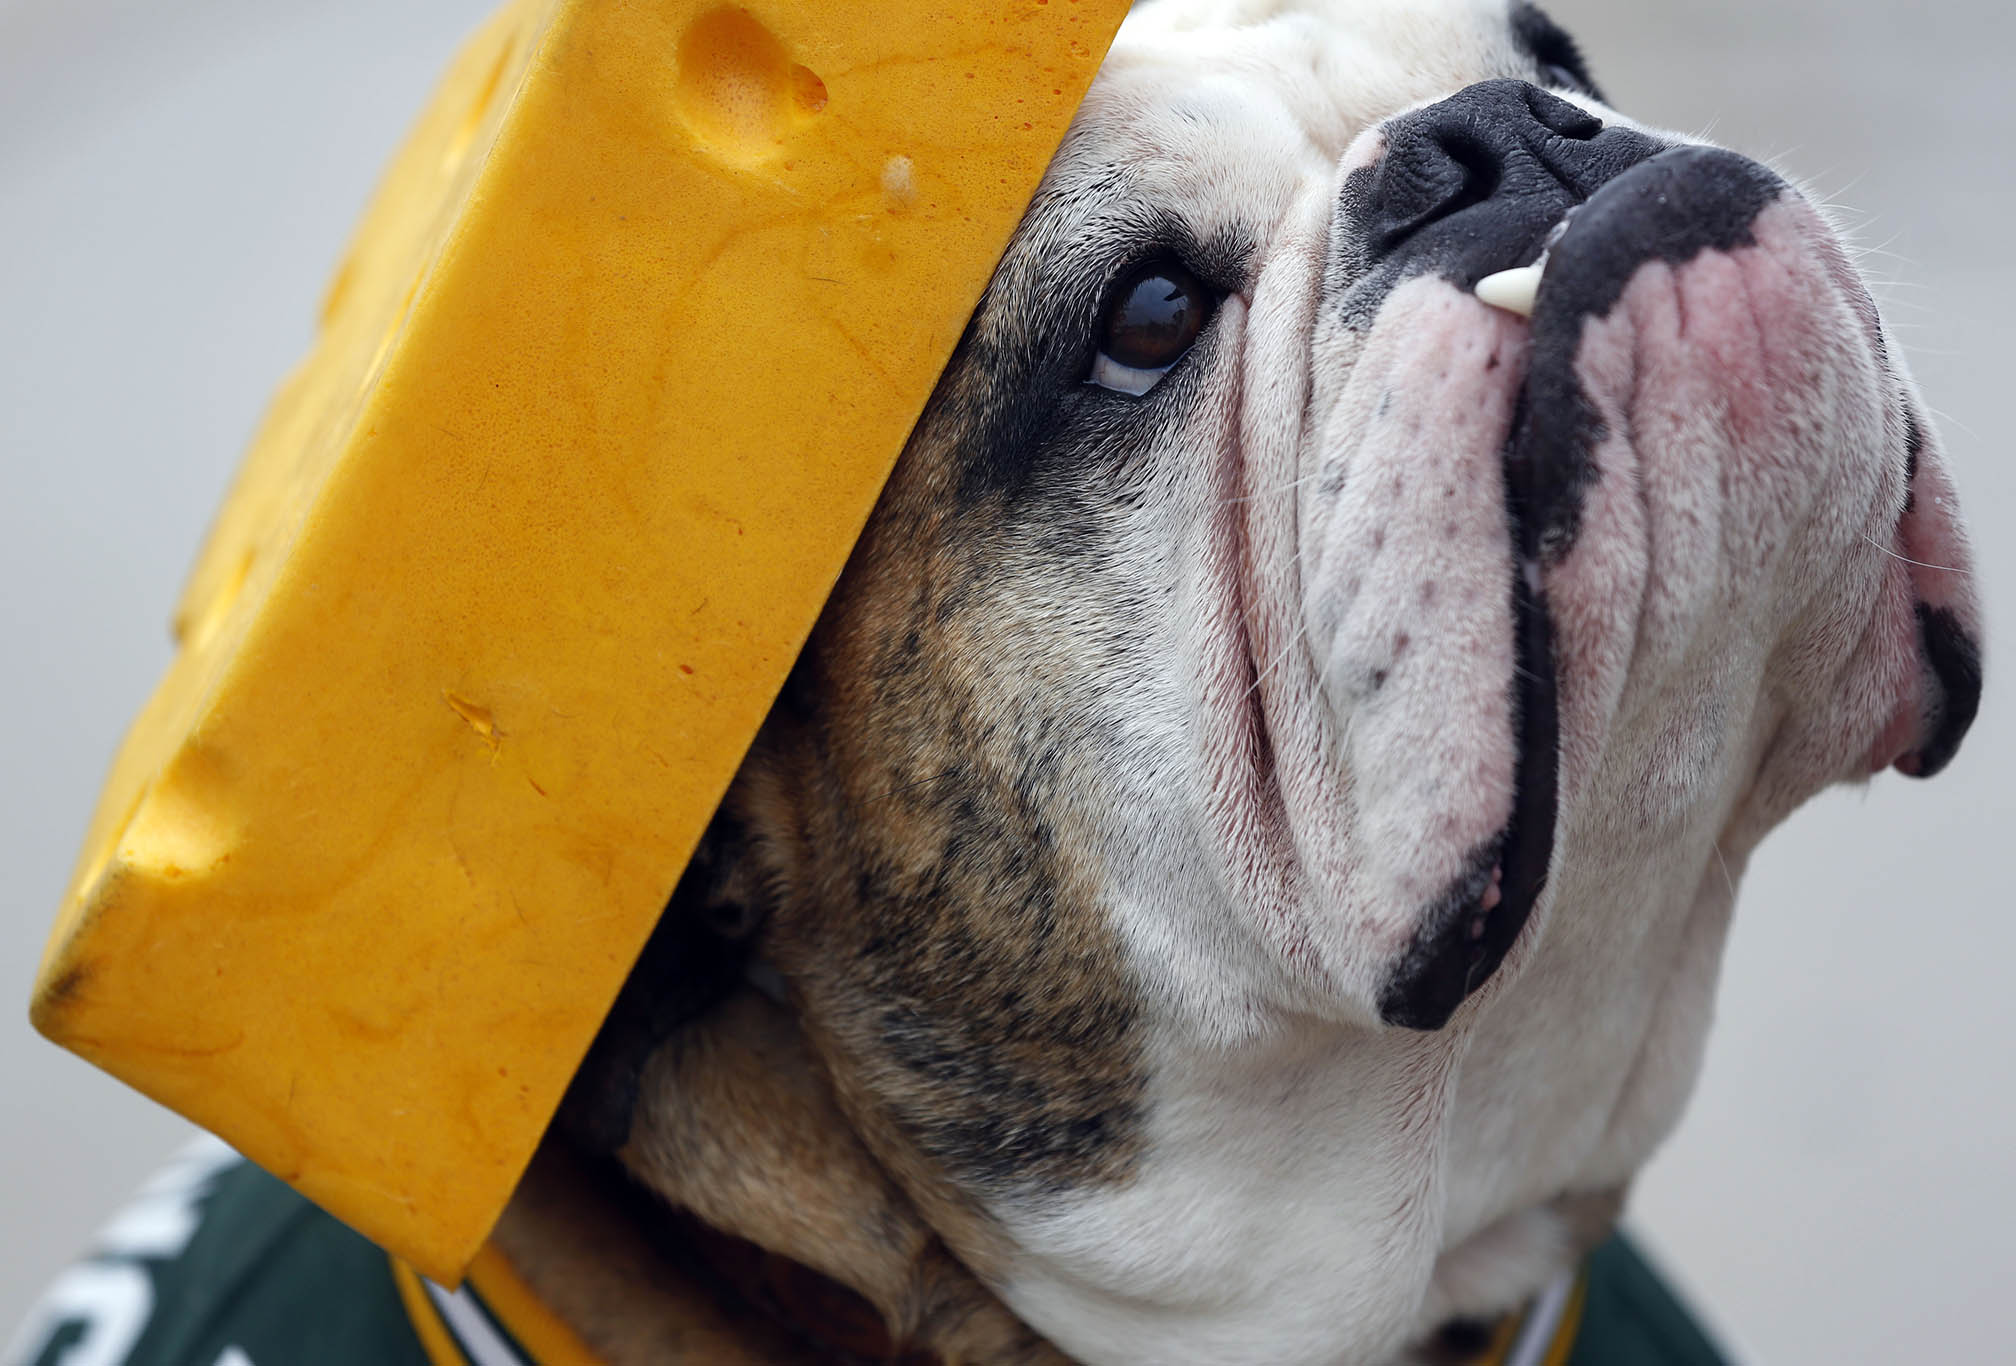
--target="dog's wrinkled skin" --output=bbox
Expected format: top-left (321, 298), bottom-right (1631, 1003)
top-left (504, 3), bottom-right (1984, 1363)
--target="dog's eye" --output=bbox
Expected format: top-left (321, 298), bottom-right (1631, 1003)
top-left (1089, 260), bottom-right (1215, 396)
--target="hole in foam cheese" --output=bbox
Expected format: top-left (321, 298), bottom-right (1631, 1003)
top-left (33, 0), bottom-right (1132, 1285)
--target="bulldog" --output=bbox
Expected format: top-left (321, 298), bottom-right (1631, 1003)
top-left (507, 1), bottom-right (1986, 1363)
top-left (17, 2), bottom-right (1981, 1365)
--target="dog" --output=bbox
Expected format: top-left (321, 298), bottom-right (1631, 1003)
top-left (519, 1), bottom-right (1984, 1361)
top-left (14, 2), bottom-right (1983, 1364)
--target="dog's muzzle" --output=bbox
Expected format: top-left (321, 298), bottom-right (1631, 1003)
top-left (1347, 82), bottom-right (1801, 1031)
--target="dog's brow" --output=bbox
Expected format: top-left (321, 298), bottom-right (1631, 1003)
top-left (1509, 3), bottom-right (1604, 101)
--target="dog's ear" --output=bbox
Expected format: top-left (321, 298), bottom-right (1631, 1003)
top-left (559, 809), bottom-right (768, 1154)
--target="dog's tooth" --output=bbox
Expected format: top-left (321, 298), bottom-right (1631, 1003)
top-left (1476, 264), bottom-right (1545, 318)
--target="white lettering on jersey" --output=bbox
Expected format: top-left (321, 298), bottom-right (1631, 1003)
top-left (3, 1137), bottom-right (242, 1366)
top-left (2, 1263), bottom-right (151, 1366)
top-left (97, 1140), bottom-right (240, 1261)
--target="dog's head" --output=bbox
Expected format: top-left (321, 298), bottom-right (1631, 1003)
top-left (560, 4), bottom-right (1983, 1362)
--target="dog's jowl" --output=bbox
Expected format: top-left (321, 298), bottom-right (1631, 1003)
top-left (19, 4), bottom-right (1982, 1366)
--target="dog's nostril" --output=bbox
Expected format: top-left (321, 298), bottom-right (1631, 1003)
top-left (1438, 131), bottom-right (1504, 213)
top-left (1521, 81), bottom-right (1603, 140)
top-left (1370, 129), bottom-right (1503, 255)
top-left (1351, 78), bottom-right (1659, 277)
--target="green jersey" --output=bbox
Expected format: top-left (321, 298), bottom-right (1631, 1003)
top-left (7, 1141), bottom-right (1731, 1366)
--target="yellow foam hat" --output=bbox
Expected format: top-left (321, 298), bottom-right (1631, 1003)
top-left (32, 0), bottom-right (1130, 1285)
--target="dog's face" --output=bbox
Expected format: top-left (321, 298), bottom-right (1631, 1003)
top-left (617, 3), bottom-right (1982, 1363)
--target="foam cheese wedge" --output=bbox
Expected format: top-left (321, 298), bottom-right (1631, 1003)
top-left (34, 0), bottom-right (1130, 1284)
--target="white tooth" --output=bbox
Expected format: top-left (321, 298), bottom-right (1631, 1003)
top-left (1476, 263), bottom-right (1545, 319)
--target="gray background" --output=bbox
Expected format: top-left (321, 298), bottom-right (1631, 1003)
top-left (2, 1), bottom-right (2009, 1360)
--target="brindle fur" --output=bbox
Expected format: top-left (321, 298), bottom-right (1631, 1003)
top-left (739, 402), bottom-right (1153, 1205)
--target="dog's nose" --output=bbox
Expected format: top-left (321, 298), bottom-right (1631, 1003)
top-left (1355, 79), bottom-right (1660, 285)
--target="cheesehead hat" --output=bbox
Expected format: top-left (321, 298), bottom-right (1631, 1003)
top-left (32, 0), bottom-right (1132, 1285)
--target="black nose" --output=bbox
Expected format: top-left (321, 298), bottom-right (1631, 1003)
top-left (1354, 79), bottom-right (1661, 285)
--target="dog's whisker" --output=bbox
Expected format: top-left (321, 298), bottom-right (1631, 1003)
top-left (1851, 234), bottom-right (1914, 267)
top-left (1221, 471), bottom-right (1326, 507)
top-left (1710, 842), bottom-right (1739, 906)
top-left (1862, 533), bottom-right (1971, 577)
top-left (1918, 403), bottom-right (1976, 440)
top-left (1246, 629), bottom-right (1311, 702)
